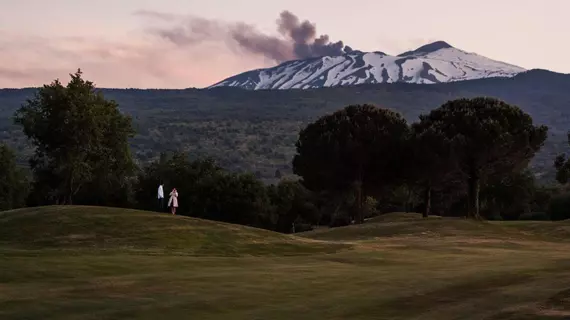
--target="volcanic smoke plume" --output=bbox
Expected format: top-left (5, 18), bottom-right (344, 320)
top-left (150, 10), bottom-right (354, 63)
top-left (269, 10), bottom-right (351, 60)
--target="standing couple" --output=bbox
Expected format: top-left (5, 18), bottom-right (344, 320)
top-left (157, 183), bottom-right (179, 215)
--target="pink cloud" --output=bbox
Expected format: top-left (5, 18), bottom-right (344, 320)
top-left (0, 16), bottom-right (271, 89)
top-left (0, 9), bottom-right (353, 88)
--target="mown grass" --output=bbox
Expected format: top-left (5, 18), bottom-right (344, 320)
top-left (0, 206), bottom-right (347, 256)
top-left (1, 207), bottom-right (570, 319)
top-left (305, 212), bottom-right (570, 242)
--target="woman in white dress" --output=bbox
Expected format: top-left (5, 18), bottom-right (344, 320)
top-left (167, 188), bottom-right (179, 215)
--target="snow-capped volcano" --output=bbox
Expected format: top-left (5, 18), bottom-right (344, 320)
top-left (209, 41), bottom-right (526, 90)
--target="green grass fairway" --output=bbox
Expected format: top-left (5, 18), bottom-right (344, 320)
top-left (2, 207), bottom-right (570, 319)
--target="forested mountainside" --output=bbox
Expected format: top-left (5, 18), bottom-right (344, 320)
top-left (1, 69), bottom-right (569, 183)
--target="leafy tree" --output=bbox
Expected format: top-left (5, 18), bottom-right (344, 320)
top-left (530, 185), bottom-right (557, 213)
top-left (429, 174), bottom-right (468, 217)
top-left (385, 184), bottom-right (418, 213)
top-left (193, 172), bottom-right (274, 228)
top-left (134, 152), bottom-right (221, 213)
top-left (14, 69), bottom-right (136, 205)
top-left (267, 179), bottom-right (319, 233)
top-left (136, 152), bottom-right (274, 228)
top-left (0, 144), bottom-right (28, 210)
top-left (293, 104), bottom-right (409, 224)
top-left (409, 122), bottom-right (460, 217)
top-left (479, 170), bottom-right (536, 220)
top-left (418, 97), bottom-right (548, 219)
top-left (554, 132), bottom-right (570, 188)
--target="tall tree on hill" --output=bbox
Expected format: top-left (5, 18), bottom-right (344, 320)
top-left (14, 69), bottom-right (136, 205)
top-left (0, 144), bottom-right (28, 210)
top-left (418, 97), bottom-right (548, 219)
top-left (410, 118), bottom-right (461, 218)
top-left (292, 104), bottom-right (409, 224)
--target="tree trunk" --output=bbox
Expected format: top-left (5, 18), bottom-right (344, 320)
top-left (354, 163), bottom-right (365, 224)
top-left (406, 186), bottom-right (413, 213)
top-left (423, 185), bottom-right (431, 218)
top-left (355, 180), bottom-right (363, 224)
top-left (467, 171), bottom-right (480, 219)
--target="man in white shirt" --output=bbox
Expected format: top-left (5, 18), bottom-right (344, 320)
top-left (158, 183), bottom-right (164, 211)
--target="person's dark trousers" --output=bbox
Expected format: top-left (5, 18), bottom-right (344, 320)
top-left (158, 197), bottom-right (164, 211)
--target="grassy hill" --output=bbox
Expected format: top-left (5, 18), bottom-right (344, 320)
top-left (0, 206), bottom-right (346, 256)
top-left (1, 70), bottom-right (570, 182)
top-left (2, 206), bottom-right (570, 319)
top-left (305, 212), bottom-right (570, 242)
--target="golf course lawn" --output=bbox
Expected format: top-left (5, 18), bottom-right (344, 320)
top-left (1, 206), bottom-right (570, 319)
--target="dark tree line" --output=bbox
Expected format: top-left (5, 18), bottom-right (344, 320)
top-left (1, 70), bottom-right (568, 183)
top-left (293, 100), bottom-right (549, 223)
top-left (0, 144), bottom-right (27, 211)
top-left (1, 70), bottom-right (570, 231)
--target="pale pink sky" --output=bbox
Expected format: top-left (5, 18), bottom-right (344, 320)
top-left (0, 0), bottom-right (568, 88)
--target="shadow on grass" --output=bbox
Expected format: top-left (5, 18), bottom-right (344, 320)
top-left (342, 273), bottom-right (535, 318)
top-left (474, 287), bottom-right (570, 320)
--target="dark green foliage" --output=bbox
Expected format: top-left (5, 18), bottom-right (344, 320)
top-left (479, 170), bottom-right (537, 220)
top-left (530, 186), bottom-right (557, 213)
top-left (554, 132), bottom-right (570, 185)
top-left (0, 144), bottom-right (27, 210)
top-left (267, 179), bottom-right (319, 233)
top-left (2, 69), bottom-right (570, 229)
top-left (134, 152), bottom-right (223, 214)
top-left (417, 97), bottom-right (548, 218)
top-left (191, 171), bottom-right (273, 228)
top-left (547, 193), bottom-right (570, 221)
top-left (135, 152), bottom-right (274, 228)
top-left (1, 70), bottom-right (568, 183)
top-left (448, 176), bottom-right (556, 221)
top-left (410, 118), bottom-right (460, 217)
top-left (293, 104), bottom-right (409, 223)
top-left (14, 70), bottom-right (136, 206)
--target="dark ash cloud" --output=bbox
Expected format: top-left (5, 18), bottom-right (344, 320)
top-left (276, 11), bottom-right (348, 60)
top-left (230, 23), bottom-right (293, 62)
top-left (139, 10), bottom-right (355, 63)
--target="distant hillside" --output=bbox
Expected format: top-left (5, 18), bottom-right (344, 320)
top-left (1, 69), bottom-right (569, 182)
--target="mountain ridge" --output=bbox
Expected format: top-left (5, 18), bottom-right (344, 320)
top-left (397, 40), bottom-right (454, 56)
top-left (209, 40), bottom-right (527, 90)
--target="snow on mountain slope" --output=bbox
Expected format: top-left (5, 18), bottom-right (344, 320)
top-left (209, 41), bottom-right (526, 90)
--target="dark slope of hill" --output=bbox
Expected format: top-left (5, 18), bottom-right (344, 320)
top-left (0, 206), bottom-right (346, 255)
top-left (303, 212), bottom-right (570, 241)
top-left (1, 70), bottom-right (569, 182)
